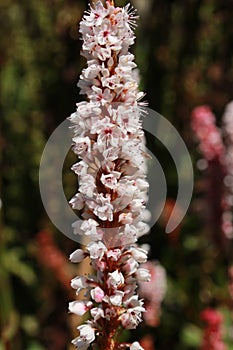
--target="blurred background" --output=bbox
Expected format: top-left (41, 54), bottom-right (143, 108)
top-left (1, 0), bottom-right (233, 349)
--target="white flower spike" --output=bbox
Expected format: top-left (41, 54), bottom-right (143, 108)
top-left (68, 1), bottom-right (150, 349)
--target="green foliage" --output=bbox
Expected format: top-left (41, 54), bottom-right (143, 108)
top-left (181, 324), bottom-right (202, 348)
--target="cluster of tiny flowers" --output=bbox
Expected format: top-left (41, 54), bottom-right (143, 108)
top-left (138, 261), bottom-right (167, 327)
top-left (191, 106), bottom-right (225, 162)
top-left (68, 1), bottom-right (150, 349)
top-left (222, 101), bottom-right (233, 238)
top-left (200, 308), bottom-right (226, 350)
top-left (191, 104), bottom-right (233, 240)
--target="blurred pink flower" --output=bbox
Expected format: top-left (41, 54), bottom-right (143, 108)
top-left (191, 106), bottom-right (225, 161)
top-left (200, 308), bottom-right (226, 350)
top-left (36, 230), bottom-right (71, 293)
top-left (191, 104), bottom-right (233, 245)
top-left (222, 101), bottom-right (233, 239)
top-left (140, 335), bottom-right (156, 350)
top-left (191, 105), bottom-right (225, 162)
top-left (138, 261), bottom-right (167, 327)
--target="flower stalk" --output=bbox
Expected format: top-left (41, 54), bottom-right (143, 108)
top-left (68, 1), bottom-right (150, 349)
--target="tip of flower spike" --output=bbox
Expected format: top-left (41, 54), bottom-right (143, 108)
top-left (124, 3), bottom-right (139, 29)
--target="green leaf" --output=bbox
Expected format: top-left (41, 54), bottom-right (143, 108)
top-left (21, 315), bottom-right (39, 336)
top-left (2, 249), bottom-right (36, 285)
top-left (181, 324), bottom-right (202, 347)
top-left (26, 342), bottom-right (45, 350)
top-left (1, 311), bottom-right (19, 341)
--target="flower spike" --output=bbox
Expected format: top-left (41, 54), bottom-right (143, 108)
top-left (68, 1), bottom-right (150, 349)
